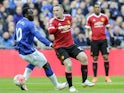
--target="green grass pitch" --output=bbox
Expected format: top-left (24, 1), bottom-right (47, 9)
top-left (0, 76), bottom-right (124, 93)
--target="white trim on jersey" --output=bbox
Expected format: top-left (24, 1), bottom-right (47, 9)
top-left (49, 18), bottom-right (55, 24)
top-left (87, 13), bottom-right (106, 19)
top-left (54, 16), bottom-right (65, 21)
top-left (92, 13), bottom-right (102, 18)
top-left (101, 13), bottom-right (109, 19)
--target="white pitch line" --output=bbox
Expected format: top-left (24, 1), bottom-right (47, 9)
top-left (27, 82), bottom-right (124, 85)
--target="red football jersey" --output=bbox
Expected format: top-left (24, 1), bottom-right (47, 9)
top-left (86, 13), bottom-right (110, 40)
top-left (48, 14), bottom-right (74, 49)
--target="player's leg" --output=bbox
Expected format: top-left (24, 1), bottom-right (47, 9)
top-left (32, 50), bottom-right (68, 89)
top-left (69, 45), bottom-right (94, 86)
top-left (92, 56), bottom-right (98, 82)
top-left (101, 40), bottom-right (112, 82)
top-left (76, 52), bottom-right (88, 82)
top-left (63, 58), bottom-right (77, 92)
top-left (103, 55), bottom-right (112, 82)
top-left (91, 41), bottom-right (99, 82)
top-left (19, 51), bottom-right (55, 90)
top-left (76, 52), bottom-right (95, 86)
top-left (23, 64), bottom-right (35, 81)
top-left (43, 62), bottom-right (68, 89)
top-left (16, 64), bottom-right (35, 84)
top-left (56, 48), bottom-right (76, 92)
top-left (19, 64), bottom-right (35, 90)
top-left (16, 54), bottom-right (36, 91)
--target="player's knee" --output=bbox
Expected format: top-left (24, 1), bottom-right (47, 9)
top-left (93, 56), bottom-right (98, 61)
top-left (63, 59), bottom-right (72, 71)
top-left (81, 57), bottom-right (88, 64)
top-left (77, 52), bottom-right (88, 64)
top-left (65, 63), bottom-right (72, 72)
top-left (65, 62), bottom-right (72, 69)
top-left (43, 63), bottom-right (53, 77)
top-left (103, 55), bottom-right (108, 60)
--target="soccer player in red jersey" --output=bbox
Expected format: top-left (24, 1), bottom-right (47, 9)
top-left (48, 4), bottom-right (94, 92)
top-left (85, 3), bottom-right (114, 83)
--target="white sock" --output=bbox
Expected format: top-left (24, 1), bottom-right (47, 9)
top-left (48, 74), bottom-right (59, 87)
top-left (23, 68), bottom-right (32, 81)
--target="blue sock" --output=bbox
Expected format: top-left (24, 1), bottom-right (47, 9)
top-left (26, 64), bottom-right (35, 70)
top-left (43, 63), bottom-right (53, 77)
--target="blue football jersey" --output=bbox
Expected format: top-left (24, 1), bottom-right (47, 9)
top-left (14, 17), bottom-right (51, 55)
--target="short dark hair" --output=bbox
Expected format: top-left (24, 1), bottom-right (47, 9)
top-left (22, 7), bottom-right (29, 16)
top-left (93, 2), bottom-right (100, 7)
top-left (53, 4), bottom-right (63, 9)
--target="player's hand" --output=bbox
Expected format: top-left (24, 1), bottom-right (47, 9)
top-left (110, 37), bottom-right (114, 46)
top-left (86, 38), bottom-right (91, 45)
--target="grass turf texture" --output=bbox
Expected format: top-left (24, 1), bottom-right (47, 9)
top-left (0, 76), bottom-right (124, 93)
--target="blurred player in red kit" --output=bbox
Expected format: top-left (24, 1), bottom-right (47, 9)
top-left (48, 4), bottom-right (95, 92)
top-left (85, 3), bottom-right (114, 83)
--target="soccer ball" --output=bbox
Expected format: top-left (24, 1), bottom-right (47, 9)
top-left (13, 74), bottom-right (26, 86)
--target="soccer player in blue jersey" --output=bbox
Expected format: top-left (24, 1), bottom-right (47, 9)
top-left (14, 7), bottom-right (67, 90)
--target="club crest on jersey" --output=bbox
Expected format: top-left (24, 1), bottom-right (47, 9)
top-left (101, 17), bottom-right (105, 22)
top-left (67, 20), bottom-right (71, 24)
top-left (94, 21), bottom-right (104, 27)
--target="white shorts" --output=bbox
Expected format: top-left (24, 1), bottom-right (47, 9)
top-left (19, 50), bottom-right (47, 68)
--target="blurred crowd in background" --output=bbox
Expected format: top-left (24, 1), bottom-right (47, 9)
top-left (0, 0), bottom-right (124, 49)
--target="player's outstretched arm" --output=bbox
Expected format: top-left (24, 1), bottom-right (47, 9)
top-left (30, 22), bottom-right (52, 47)
top-left (33, 30), bottom-right (52, 47)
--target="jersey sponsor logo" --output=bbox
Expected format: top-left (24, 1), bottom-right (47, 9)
top-left (58, 26), bottom-right (63, 29)
top-left (94, 21), bottom-right (104, 28)
top-left (58, 25), bottom-right (71, 33)
top-left (67, 20), bottom-right (71, 24)
top-left (61, 29), bottom-right (70, 33)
